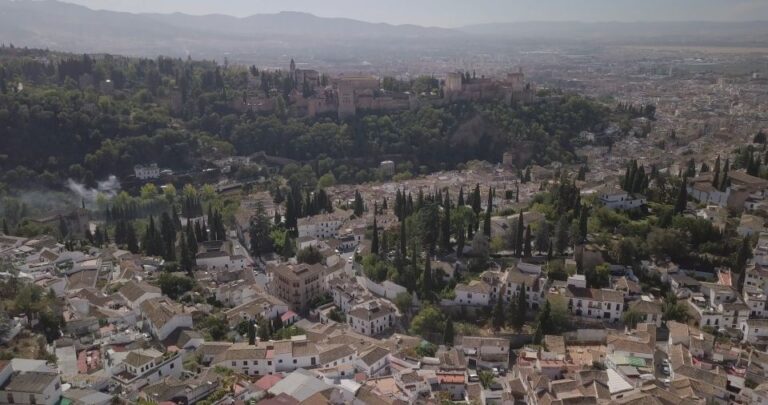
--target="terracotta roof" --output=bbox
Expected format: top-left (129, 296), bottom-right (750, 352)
top-left (359, 346), bottom-right (389, 366)
top-left (119, 280), bottom-right (161, 302)
top-left (124, 350), bottom-right (159, 368)
top-left (629, 300), bottom-right (662, 315)
top-left (348, 302), bottom-right (396, 321)
top-left (455, 280), bottom-right (491, 294)
top-left (140, 298), bottom-right (186, 329)
top-left (4, 371), bottom-right (58, 393)
top-left (319, 345), bottom-right (356, 364)
top-left (565, 286), bottom-right (623, 303)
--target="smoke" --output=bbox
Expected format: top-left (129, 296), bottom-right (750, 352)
top-left (66, 175), bottom-right (121, 204)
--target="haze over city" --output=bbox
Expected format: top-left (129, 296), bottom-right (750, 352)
top-left (58, 0), bottom-right (768, 26)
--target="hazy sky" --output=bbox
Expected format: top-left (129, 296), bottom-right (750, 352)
top-left (60, 0), bottom-right (768, 27)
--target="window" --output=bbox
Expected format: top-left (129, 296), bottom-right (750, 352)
top-left (30, 395), bottom-right (36, 405)
top-left (170, 363), bottom-right (174, 369)
top-left (243, 361), bottom-right (248, 366)
top-left (232, 361), bottom-right (237, 367)
top-left (293, 359), bottom-right (297, 364)
top-left (268, 361), bottom-right (272, 366)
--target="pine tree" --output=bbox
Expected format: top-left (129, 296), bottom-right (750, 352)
top-left (458, 187), bottom-right (465, 206)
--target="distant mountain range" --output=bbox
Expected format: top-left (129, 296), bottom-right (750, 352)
top-left (1, 0), bottom-right (767, 62)
top-left (461, 21), bottom-right (768, 44)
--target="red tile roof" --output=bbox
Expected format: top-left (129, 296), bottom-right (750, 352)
top-left (255, 374), bottom-right (283, 391)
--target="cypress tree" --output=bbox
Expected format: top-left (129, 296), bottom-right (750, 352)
top-left (399, 222), bottom-right (407, 257)
top-left (421, 258), bottom-right (433, 302)
top-left (483, 187), bottom-right (493, 237)
top-left (126, 222), bottom-right (139, 253)
top-left (712, 155), bottom-right (721, 188)
top-left (456, 223), bottom-right (466, 257)
top-left (440, 205), bottom-right (451, 253)
top-left (458, 187), bottom-right (465, 206)
top-left (515, 210), bottom-right (525, 257)
top-left (533, 300), bottom-right (551, 344)
top-left (736, 236), bottom-right (752, 294)
top-left (353, 190), bottom-right (364, 217)
top-left (513, 283), bottom-right (527, 331)
top-left (443, 316), bottom-right (455, 346)
top-left (471, 184), bottom-right (481, 216)
top-left (578, 206), bottom-right (589, 243)
top-left (371, 216), bottom-right (379, 255)
top-left (523, 225), bottom-right (532, 258)
top-left (180, 237), bottom-right (192, 275)
top-left (248, 321), bottom-right (256, 345)
top-left (720, 158), bottom-right (730, 191)
top-left (160, 212), bottom-right (176, 261)
top-left (286, 193), bottom-right (297, 234)
top-left (186, 222), bottom-right (196, 255)
top-left (674, 177), bottom-right (688, 215)
top-left (492, 294), bottom-right (505, 331)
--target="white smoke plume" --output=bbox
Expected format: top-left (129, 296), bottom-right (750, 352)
top-left (66, 175), bottom-right (121, 204)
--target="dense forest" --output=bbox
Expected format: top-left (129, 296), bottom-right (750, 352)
top-left (0, 46), bottom-right (618, 194)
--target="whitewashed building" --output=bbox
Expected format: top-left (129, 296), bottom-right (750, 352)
top-left (134, 163), bottom-right (160, 180)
